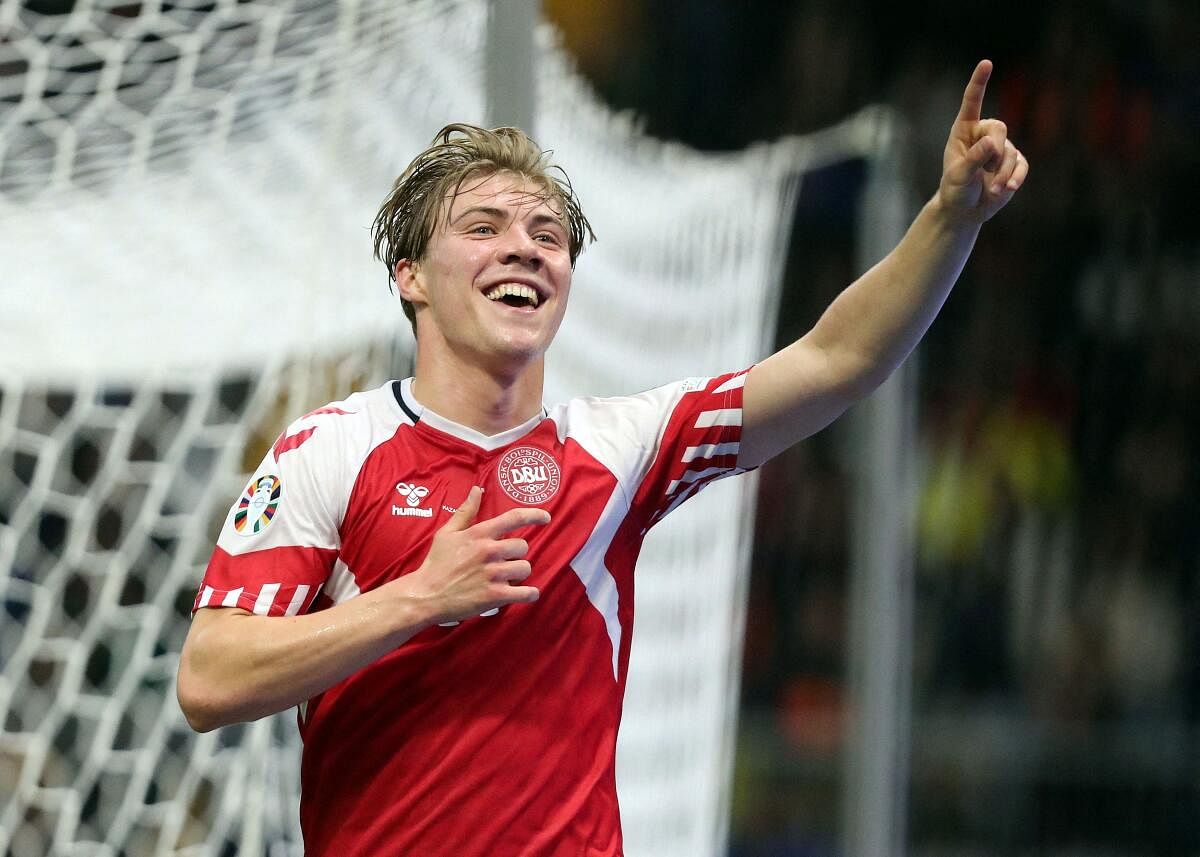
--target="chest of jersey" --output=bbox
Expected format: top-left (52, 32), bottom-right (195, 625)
top-left (336, 418), bottom-right (622, 597)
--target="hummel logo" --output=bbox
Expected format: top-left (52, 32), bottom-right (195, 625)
top-left (396, 482), bottom-right (429, 507)
top-left (393, 482), bottom-right (433, 518)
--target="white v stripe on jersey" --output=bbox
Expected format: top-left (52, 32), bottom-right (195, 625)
top-left (325, 558), bottom-right (362, 605)
top-left (694, 408), bottom-right (741, 429)
top-left (681, 442), bottom-right (740, 463)
top-left (568, 484), bottom-right (629, 681)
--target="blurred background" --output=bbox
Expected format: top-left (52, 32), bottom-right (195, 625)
top-left (544, 1), bottom-right (1200, 854)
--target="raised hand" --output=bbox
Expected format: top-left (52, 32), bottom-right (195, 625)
top-left (938, 60), bottom-right (1029, 224)
top-left (405, 485), bottom-right (549, 625)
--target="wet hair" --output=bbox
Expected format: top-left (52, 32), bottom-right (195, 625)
top-left (371, 123), bottom-right (595, 329)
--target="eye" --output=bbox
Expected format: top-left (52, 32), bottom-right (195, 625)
top-left (469, 224), bottom-right (496, 235)
top-left (535, 231), bottom-right (563, 245)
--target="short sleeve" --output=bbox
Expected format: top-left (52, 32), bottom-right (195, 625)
top-left (192, 420), bottom-right (343, 617)
top-left (622, 368), bottom-right (756, 530)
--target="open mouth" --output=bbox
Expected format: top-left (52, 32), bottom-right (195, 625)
top-left (483, 282), bottom-right (541, 310)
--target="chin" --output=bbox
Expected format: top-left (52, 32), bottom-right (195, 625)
top-left (500, 344), bottom-right (548, 365)
top-left (474, 335), bottom-right (543, 366)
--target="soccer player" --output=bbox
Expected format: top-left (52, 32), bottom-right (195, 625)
top-left (178, 60), bottom-right (1026, 856)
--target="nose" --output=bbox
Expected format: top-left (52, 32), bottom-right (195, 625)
top-left (495, 226), bottom-right (542, 270)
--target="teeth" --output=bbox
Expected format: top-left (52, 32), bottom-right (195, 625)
top-left (484, 283), bottom-right (539, 308)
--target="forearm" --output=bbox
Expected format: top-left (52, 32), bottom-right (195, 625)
top-left (805, 192), bottom-right (981, 394)
top-left (740, 61), bottom-right (1026, 469)
top-left (740, 194), bottom-right (982, 467)
top-left (177, 577), bottom-right (439, 731)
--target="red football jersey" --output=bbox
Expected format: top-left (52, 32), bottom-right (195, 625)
top-left (195, 370), bottom-right (753, 856)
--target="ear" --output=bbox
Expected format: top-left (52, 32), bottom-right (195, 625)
top-left (394, 259), bottom-right (427, 306)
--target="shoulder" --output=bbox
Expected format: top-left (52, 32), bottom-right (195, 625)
top-left (548, 372), bottom-right (747, 438)
top-left (271, 382), bottom-right (410, 469)
top-left (542, 373), bottom-right (747, 486)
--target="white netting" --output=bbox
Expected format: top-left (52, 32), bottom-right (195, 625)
top-left (0, 0), bottom-right (482, 380)
top-left (0, 1), bottom-right (878, 854)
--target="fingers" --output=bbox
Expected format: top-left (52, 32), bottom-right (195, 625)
top-left (444, 577), bottom-right (539, 627)
top-left (476, 505), bottom-right (551, 539)
top-left (992, 139), bottom-right (1020, 192)
top-left (491, 558), bottom-right (532, 583)
top-left (487, 560), bottom-right (539, 606)
top-left (442, 489), bottom-right (549, 538)
top-left (483, 559), bottom-right (539, 615)
top-left (1007, 149), bottom-right (1030, 191)
top-left (974, 119), bottom-right (1007, 172)
top-left (445, 485), bottom-right (483, 531)
top-left (491, 537), bottom-right (530, 561)
top-left (950, 134), bottom-right (1000, 186)
top-left (416, 488), bottom-right (548, 622)
top-left (956, 59), bottom-right (993, 123)
top-left (958, 134), bottom-right (1028, 198)
top-left (499, 585), bottom-right (540, 604)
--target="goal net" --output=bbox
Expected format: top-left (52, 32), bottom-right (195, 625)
top-left (0, 2), bottom-right (889, 854)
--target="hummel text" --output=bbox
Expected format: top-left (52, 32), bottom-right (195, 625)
top-left (392, 504), bottom-right (433, 518)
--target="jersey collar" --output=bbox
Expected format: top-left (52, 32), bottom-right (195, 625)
top-left (392, 378), bottom-right (547, 452)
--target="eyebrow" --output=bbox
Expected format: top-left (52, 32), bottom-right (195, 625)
top-left (450, 205), bottom-right (505, 224)
top-left (450, 206), bottom-right (566, 231)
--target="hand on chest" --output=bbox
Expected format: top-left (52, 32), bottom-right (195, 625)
top-left (389, 442), bottom-right (563, 522)
top-left (346, 438), bottom-right (586, 590)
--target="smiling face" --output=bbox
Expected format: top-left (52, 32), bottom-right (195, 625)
top-left (395, 171), bottom-right (574, 377)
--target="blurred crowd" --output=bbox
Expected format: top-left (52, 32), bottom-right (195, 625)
top-left (894, 0), bottom-right (1200, 724)
top-left (548, 0), bottom-right (1200, 853)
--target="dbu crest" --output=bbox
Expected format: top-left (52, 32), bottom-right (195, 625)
top-left (497, 447), bottom-right (560, 504)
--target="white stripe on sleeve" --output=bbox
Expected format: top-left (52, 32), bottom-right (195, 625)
top-left (198, 586), bottom-right (215, 608)
top-left (666, 466), bottom-right (727, 497)
top-left (654, 480), bottom-right (706, 526)
top-left (284, 584), bottom-right (311, 617)
top-left (252, 582), bottom-right (281, 616)
top-left (681, 442), bottom-right (740, 463)
top-left (220, 587), bottom-right (244, 607)
top-left (713, 373), bottom-right (748, 394)
top-left (694, 408), bottom-right (742, 428)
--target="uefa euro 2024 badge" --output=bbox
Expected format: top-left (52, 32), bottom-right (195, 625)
top-left (233, 474), bottom-right (282, 536)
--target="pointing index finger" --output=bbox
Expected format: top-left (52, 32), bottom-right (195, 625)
top-left (957, 59), bottom-right (993, 123)
top-left (479, 506), bottom-right (551, 538)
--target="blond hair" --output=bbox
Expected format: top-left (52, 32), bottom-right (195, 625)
top-left (372, 123), bottom-right (595, 329)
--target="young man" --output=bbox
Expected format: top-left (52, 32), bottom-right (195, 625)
top-left (178, 60), bottom-right (1026, 856)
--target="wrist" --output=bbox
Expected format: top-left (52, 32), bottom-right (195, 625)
top-left (372, 576), bottom-right (445, 642)
top-left (926, 191), bottom-right (985, 236)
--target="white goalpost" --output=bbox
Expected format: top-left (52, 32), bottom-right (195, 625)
top-left (0, 2), bottom-right (903, 855)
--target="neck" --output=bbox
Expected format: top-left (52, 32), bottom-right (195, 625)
top-left (410, 348), bottom-right (545, 436)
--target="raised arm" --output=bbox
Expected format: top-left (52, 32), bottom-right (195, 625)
top-left (176, 487), bottom-right (547, 731)
top-left (739, 60), bottom-right (1028, 469)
